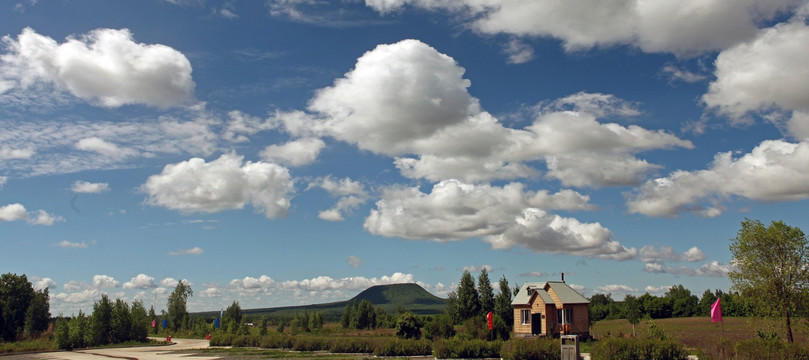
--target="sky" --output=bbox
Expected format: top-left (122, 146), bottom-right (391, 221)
top-left (2, 0), bottom-right (809, 316)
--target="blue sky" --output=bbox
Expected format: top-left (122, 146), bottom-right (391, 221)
top-left (2, 0), bottom-right (809, 316)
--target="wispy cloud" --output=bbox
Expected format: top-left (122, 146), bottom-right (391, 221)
top-left (56, 240), bottom-right (88, 249)
top-left (169, 246), bottom-right (204, 255)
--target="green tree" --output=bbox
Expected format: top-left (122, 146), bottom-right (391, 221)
top-left (665, 285), bottom-right (698, 317)
top-left (310, 311), bottom-right (323, 330)
top-left (68, 310), bottom-right (89, 348)
top-left (224, 300), bottom-right (242, 331)
top-left (698, 289), bottom-right (718, 317)
top-left (394, 312), bottom-right (422, 339)
top-left (130, 301), bottom-right (149, 341)
top-left (54, 317), bottom-right (70, 350)
top-left (24, 288), bottom-right (50, 337)
top-left (456, 270), bottom-right (480, 322)
top-left (91, 294), bottom-right (113, 345)
top-left (494, 275), bottom-right (513, 330)
top-left (623, 294), bottom-right (641, 338)
top-left (0, 273), bottom-right (36, 341)
top-left (148, 306), bottom-right (158, 335)
top-left (166, 280), bottom-right (192, 332)
top-left (110, 298), bottom-right (132, 343)
top-left (340, 302), bottom-right (352, 328)
top-left (729, 219), bottom-right (809, 343)
top-left (298, 310), bottom-right (311, 332)
top-left (478, 268), bottom-right (495, 316)
top-left (258, 315), bottom-right (268, 335)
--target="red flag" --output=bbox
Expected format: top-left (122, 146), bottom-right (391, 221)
top-left (152, 319), bottom-right (156, 328)
top-left (486, 311), bottom-right (493, 330)
top-left (710, 298), bottom-right (722, 323)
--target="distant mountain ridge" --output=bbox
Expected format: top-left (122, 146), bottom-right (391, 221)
top-left (193, 283), bottom-right (446, 321)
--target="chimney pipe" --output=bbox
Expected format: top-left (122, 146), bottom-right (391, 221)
top-left (561, 272), bottom-right (565, 283)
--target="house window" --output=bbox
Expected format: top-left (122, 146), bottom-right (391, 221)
top-left (557, 308), bottom-right (573, 324)
top-left (521, 310), bottom-right (530, 325)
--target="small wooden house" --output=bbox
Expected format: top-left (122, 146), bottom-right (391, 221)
top-left (511, 279), bottom-right (590, 338)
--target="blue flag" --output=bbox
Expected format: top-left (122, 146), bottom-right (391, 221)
top-left (214, 318), bottom-right (220, 328)
top-left (162, 319), bottom-right (168, 328)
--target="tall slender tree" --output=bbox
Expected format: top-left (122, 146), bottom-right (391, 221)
top-left (494, 275), bottom-right (513, 329)
top-left (456, 270), bottom-right (480, 321)
top-left (478, 268), bottom-right (495, 316)
top-left (166, 281), bottom-right (193, 332)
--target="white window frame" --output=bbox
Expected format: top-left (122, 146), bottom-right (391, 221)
top-left (521, 310), bottom-right (531, 325)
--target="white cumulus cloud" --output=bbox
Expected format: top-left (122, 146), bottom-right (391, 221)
top-left (365, 179), bottom-right (634, 259)
top-left (123, 274), bottom-right (157, 289)
top-left (71, 181), bottom-right (110, 194)
top-left (259, 138), bottom-right (325, 167)
top-left (92, 274), bottom-right (120, 289)
top-left (0, 203), bottom-right (63, 225)
top-left (142, 153), bottom-right (294, 219)
top-left (627, 140), bottom-right (809, 217)
top-left (0, 27), bottom-right (195, 108)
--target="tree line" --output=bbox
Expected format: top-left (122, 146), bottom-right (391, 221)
top-left (0, 273), bottom-right (50, 342)
top-left (53, 280), bottom-right (193, 349)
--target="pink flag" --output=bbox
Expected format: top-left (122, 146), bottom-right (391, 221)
top-left (710, 298), bottom-right (722, 323)
top-left (152, 319), bottom-right (156, 328)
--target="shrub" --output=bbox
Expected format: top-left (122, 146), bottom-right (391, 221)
top-left (209, 333), bottom-right (235, 346)
top-left (232, 335), bottom-right (259, 347)
top-left (592, 337), bottom-right (687, 360)
top-left (328, 337), bottom-right (381, 353)
top-left (373, 338), bottom-right (432, 356)
top-left (259, 334), bottom-right (294, 349)
top-left (423, 314), bottom-right (455, 340)
top-left (433, 338), bottom-right (502, 359)
top-left (501, 338), bottom-right (560, 360)
top-left (395, 312), bottom-right (423, 339)
top-left (291, 336), bottom-right (329, 351)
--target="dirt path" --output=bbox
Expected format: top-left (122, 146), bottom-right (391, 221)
top-left (32, 338), bottom-right (219, 360)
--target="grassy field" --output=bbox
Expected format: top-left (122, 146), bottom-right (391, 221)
top-left (591, 317), bottom-right (808, 351)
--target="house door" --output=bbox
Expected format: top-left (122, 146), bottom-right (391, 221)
top-left (531, 314), bottom-right (542, 335)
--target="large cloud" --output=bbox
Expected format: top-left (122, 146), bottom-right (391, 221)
top-left (305, 39), bottom-right (479, 154)
top-left (0, 27), bottom-right (194, 108)
top-left (277, 39), bottom-right (689, 186)
top-left (627, 140), bottom-right (809, 217)
top-left (364, 179), bottom-right (635, 259)
top-left (142, 153), bottom-right (294, 218)
top-left (365, 0), bottom-right (802, 56)
top-left (703, 18), bottom-right (809, 128)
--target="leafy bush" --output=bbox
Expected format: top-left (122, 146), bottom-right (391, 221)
top-left (373, 338), bottom-right (432, 356)
top-left (423, 314), bottom-right (455, 340)
top-left (433, 338), bottom-right (502, 359)
top-left (591, 337), bottom-right (687, 360)
top-left (232, 335), bottom-right (259, 347)
top-left (259, 334), bottom-right (294, 349)
top-left (209, 333), bottom-right (235, 346)
top-left (395, 312), bottom-right (423, 339)
top-left (500, 338), bottom-right (560, 360)
top-left (328, 337), bottom-right (381, 353)
top-left (291, 336), bottom-right (329, 351)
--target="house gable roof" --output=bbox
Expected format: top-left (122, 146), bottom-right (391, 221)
top-left (511, 281), bottom-right (589, 306)
top-left (546, 281), bottom-right (589, 304)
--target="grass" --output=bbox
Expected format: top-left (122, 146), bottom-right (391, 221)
top-left (193, 347), bottom-right (388, 359)
top-left (591, 317), bottom-right (809, 352)
top-left (0, 336), bottom-right (55, 354)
